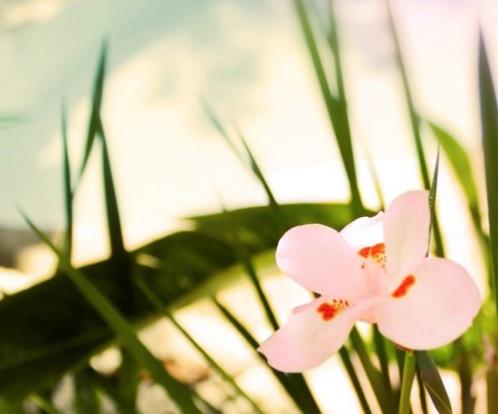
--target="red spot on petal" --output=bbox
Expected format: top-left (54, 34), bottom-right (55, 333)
top-left (358, 246), bottom-right (371, 258)
top-left (316, 300), bottom-right (349, 321)
top-left (391, 275), bottom-right (416, 298)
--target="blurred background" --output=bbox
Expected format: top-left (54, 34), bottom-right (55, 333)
top-left (1, 0), bottom-right (498, 412)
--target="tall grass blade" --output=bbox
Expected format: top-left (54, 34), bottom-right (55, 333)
top-left (212, 298), bottom-right (321, 414)
top-left (414, 351), bottom-right (452, 414)
top-left (78, 41), bottom-right (107, 184)
top-left (136, 280), bottom-right (264, 414)
top-left (222, 207), bottom-right (279, 330)
top-left (384, 0), bottom-right (445, 257)
top-left (203, 104), bottom-right (284, 229)
top-left (416, 367), bottom-right (429, 414)
top-left (61, 102), bottom-right (73, 259)
top-left (74, 371), bottom-right (100, 414)
top-left (338, 347), bottom-right (372, 414)
top-left (293, 0), bottom-right (363, 212)
top-left (98, 123), bottom-right (126, 258)
top-left (350, 328), bottom-right (395, 413)
top-left (20, 213), bottom-right (203, 414)
top-left (479, 31), bottom-right (498, 316)
top-left (398, 353), bottom-right (415, 414)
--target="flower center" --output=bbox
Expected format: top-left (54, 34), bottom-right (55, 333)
top-left (391, 275), bottom-right (416, 298)
top-left (358, 242), bottom-right (386, 268)
top-left (316, 299), bottom-right (349, 321)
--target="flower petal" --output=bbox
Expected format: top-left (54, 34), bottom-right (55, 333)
top-left (384, 190), bottom-right (430, 281)
top-left (258, 297), bottom-right (379, 372)
top-left (340, 212), bottom-right (384, 250)
top-left (376, 257), bottom-right (481, 350)
top-left (276, 224), bottom-right (366, 298)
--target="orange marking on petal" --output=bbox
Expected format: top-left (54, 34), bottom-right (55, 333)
top-left (391, 275), bottom-right (416, 298)
top-left (316, 300), bottom-right (348, 321)
top-left (358, 243), bottom-right (386, 267)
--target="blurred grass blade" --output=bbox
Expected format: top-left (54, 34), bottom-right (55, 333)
top-left (427, 121), bottom-right (491, 277)
top-left (29, 393), bottom-right (63, 414)
top-left (212, 297), bottom-right (321, 414)
top-left (339, 347), bottom-right (372, 414)
top-left (75, 371), bottom-right (100, 414)
top-left (326, 0), bottom-right (346, 102)
top-left (487, 365), bottom-right (498, 414)
top-left (427, 122), bottom-right (479, 210)
top-left (414, 351), bottom-right (452, 414)
top-left (78, 41), bottom-right (107, 184)
top-left (384, 0), bottom-right (445, 257)
top-left (136, 280), bottom-right (264, 414)
top-left (293, 0), bottom-right (363, 212)
top-left (116, 350), bottom-right (140, 413)
top-left (234, 127), bottom-right (285, 226)
top-left (479, 31), bottom-right (498, 315)
top-left (61, 101), bottom-right (73, 259)
top-left (398, 353), bottom-right (415, 414)
top-left (222, 207), bottom-right (279, 331)
top-left (350, 328), bottom-right (395, 413)
top-left (384, 0), bottom-right (428, 188)
top-left (21, 213), bottom-right (203, 414)
top-left (203, 104), bottom-right (284, 228)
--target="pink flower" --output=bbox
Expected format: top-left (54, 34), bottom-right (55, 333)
top-left (258, 191), bottom-right (481, 372)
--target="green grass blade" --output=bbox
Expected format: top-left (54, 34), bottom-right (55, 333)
top-left (479, 32), bottom-right (498, 316)
top-left (398, 353), bottom-right (415, 414)
top-left (61, 102), bottom-right (73, 259)
top-left (20, 213), bottom-right (202, 414)
top-left (212, 298), bottom-right (321, 414)
top-left (77, 41), bottom-right (107, 185)
top-left (293, 0), bottom-right (363, 212)
top-left (338, 347), bottom-right (372, 414)
top-left (29, 393), bottom-right (63, 414)
top-left (373, 326), bottom-right (392, 395)
top-left (222, 207), bottom-right (279, 331)
top-left (98, 123), bottom-right (126, 257)
top-left (414, 351), bottom-right (452, 414)
top-left (326, 0), bottom-right (346, 102)
top-left (74, 371), bottom-right (100, 414)
top-left (350, 328), bottom-right (395, 413)
top-left (136, 280), bottom-right (264, 414)
top-left (427, 121), bottom-right (491, 278)
top-left (203, 105), bottom-right (284, 228)
top-left (416, 366), bottom-right (429, 414)
top-left (427, 122), bottom-right (479, 209)
top-left (428, 146), bottom-right (440, 249)
top-left (384, 0), bottom-right (445, 257)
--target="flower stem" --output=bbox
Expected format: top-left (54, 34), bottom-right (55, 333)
top-left (398, 353), bottom-right (416, 414)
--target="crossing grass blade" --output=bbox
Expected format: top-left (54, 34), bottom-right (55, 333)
top-left (479, 31), bottom-right (498, 316)
top-left (293, 0), bottom-right (363, 213)
top-left (20, 213), bottom-right (203, 414)
top-left (136, 279), bottom-right (264, 414)
top-left (212, 297), bottom-right (321, 414)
